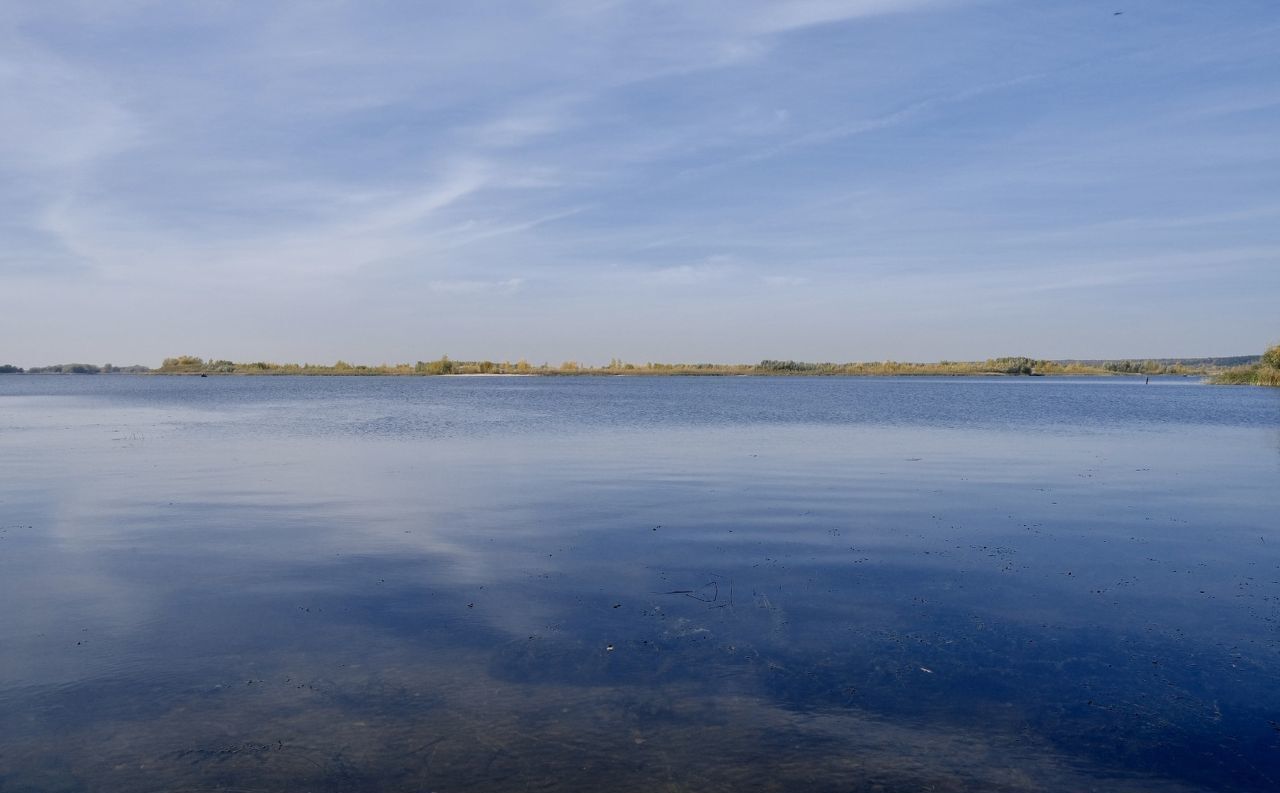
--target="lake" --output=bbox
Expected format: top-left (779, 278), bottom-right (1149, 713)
top-left (1, 375), bottom-right (1277, 792)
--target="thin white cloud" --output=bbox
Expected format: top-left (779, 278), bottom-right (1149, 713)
top-left (745, 0), bottom-right (952, 34)
top-left (679, 72), bottom-right (1044, 182)
top-left (468, 97), bottom-right (580, 148)
top-left (343, 167), bottom-right (492, 235)
top-left (0, 45), bottom-right (142, 172)
top-left (427, 277), bottom-right (525, 295)
top-left (646, 256), bottom-right (739, 286)
top-left (762, 275), bottom-right (811, 287)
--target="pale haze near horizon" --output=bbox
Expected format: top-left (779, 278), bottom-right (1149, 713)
top-left (2, 1), bottom-right (1277, 369)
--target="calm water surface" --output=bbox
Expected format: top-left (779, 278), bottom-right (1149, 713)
top-left (1, 375), bottom-right (1278, 792)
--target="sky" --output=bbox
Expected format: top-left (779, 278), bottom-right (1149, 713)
top-left (2, 0), bottom-right (1278, 367)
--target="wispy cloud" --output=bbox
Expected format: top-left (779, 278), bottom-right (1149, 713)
top-left (744, 0), bottom-right (953, 34)
top-left (645, 256), bottom-right (740, 286)
top-left (343, 167), bottom-right (493, 235)
top-left (467, 97), bottom-right (580, 148)
top-left (427, 277), bottom-right (525, 295)
top-left (2, 1), bottom-right (1277, 365)
top-left (0, 44), bottom-right (142, 173)
top-left (762, 275), bottom-right (811, 288)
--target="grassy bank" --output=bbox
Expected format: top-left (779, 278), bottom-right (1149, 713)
top-left (1210, 345), bottom-right (1280, 386)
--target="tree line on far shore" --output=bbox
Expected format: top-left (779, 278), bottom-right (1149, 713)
top-left (105, 354), bottom-right (1264, 377)
top-left (3, 348), bottom-right (1274, 384)
top-left (0, 363), bottom-right (149, 374)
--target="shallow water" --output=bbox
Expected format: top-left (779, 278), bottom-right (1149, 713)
top-left (1, 375), bottom-right (1277, 792)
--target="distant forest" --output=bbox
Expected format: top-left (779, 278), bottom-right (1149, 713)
top-left (1, 363), bottom-right (150, 374)
top-left (2, 353), bottom-right (1267, 378)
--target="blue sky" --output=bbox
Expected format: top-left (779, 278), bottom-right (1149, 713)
top-left (2, 1), bottom-right (1278, 366)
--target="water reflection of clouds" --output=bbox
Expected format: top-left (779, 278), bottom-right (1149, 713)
top-left (3, 384), bottom-right (1279, 791)
top-left (14, 420), bottom-right (1277, 651)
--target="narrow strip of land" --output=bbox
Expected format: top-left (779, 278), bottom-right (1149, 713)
top-left (4, 352), bottom-right (1272, 379)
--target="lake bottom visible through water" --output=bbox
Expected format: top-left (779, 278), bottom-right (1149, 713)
top-left (0, 375), bottom-right (1278, 792)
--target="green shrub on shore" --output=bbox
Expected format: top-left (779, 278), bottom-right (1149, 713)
top-left (1211, 344), bottom-right (1280, 386)
top-left (1264, 345), bottom-right (1280, 370)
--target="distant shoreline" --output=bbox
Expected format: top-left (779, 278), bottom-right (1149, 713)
top-left (142, 371), bottom-right (1161, 378)
top-left (2, 352), bottom-right (1269, 380)
top-left (2, 371), bottom-right (1205, 379)
top-left (0, 370), bottom-right (1231, 379)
